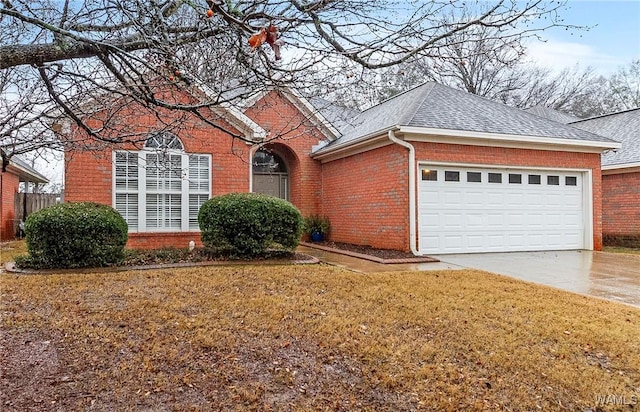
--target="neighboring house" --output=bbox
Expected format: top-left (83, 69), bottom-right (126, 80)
top-left (569, 109), bottom-right (640, 246)
top-left (65, 82), bottom-right (620, 254)
top-left (0, 157), bottom-right (49, 241)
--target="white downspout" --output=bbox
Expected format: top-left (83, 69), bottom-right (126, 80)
top-left (388, 129), bottom-right (420, 255)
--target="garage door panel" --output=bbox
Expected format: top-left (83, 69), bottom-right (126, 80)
top-left (421, 236), bottom-right (441, 251)
top-left (486, 192), bottom-right (504, 206)
top-left (527, 234), bottom-right (545, 248)
top-left (563, 212), bottom-right (582, 227)
top-left (505, 193), bottom-right (525, 206)
top-left (487, 213), bottom-right (504, 227)
top-left (545, 193), bottom-right (562, 206)
top-left (487, 234), bottom-right (506, 247)
top-left (421, 213), bottom-right (440, 229)
top-left (443, 191), bottom-right (463, 205)
top-left (546, 233), bottom-right (564, 247)
top-left (421, 190), bottom-right (441, 205)
top-left (443, 213), bottom-right (464, 228)
top-left (525, 192), bottom-right (544, 206)
top-left (444, 235), bottom-right (464, 250)
top-left (508, 234), bottom-right (525, 247)
top-left (527, 213), bottom-right (544, 227)
top-left (563, 192), bottom-right (582, 205)
top-left (419, 165), bottom-right (586, 254)
top-left (466, 214), bottom-right (484, 228)
top-left (507, 213), bottom-right (525, 227)
top-left (546, 213), bottom-right (563, 225)
top-left (466, 192), bottom-right (484, 206)
top-left (466, 235), bottom-right (484, 248)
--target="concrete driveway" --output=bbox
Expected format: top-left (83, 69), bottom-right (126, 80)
top-left (435, 251), bottom-right (640, 308)
top-left (299, 245), bottom-right (640, 308)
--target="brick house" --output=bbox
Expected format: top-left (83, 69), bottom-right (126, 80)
top-left (65, 82), bottom-right (620, 254)
top-left (570, 108), bottom-right (640, 246)
top-left (0, 157), bottom-right (49, 241)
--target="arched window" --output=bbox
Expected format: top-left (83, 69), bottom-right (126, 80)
top-left (252, 149), bottom-right (287, 173)
top-left (114, 132), bottom-right (210, 232)
top-left (144, 132), bottom-right (184, 151)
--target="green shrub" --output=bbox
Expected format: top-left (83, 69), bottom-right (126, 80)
top-left (198, 193), bottom-right (303, 257)
top-left (303, 214), bottom-right (331, 237)
top-left (20, 202), bottom-right (128, 269)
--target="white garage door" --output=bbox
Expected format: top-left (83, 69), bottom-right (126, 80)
top-left (418, 165), bottom-right (587, 254)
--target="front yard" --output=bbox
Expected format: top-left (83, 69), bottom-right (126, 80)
top-left (1, 262), bottom-right (639, 411)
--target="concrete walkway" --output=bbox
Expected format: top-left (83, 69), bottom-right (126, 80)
top-left (299, 246), bottom-right (640, 308)
top-left (296, 245), bottom-right (462, 273)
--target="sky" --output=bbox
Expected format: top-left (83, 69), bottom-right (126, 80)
top-left (27, 0), bottom-right (640, 186)
top-left (524, 0), bottom-right (640, 74)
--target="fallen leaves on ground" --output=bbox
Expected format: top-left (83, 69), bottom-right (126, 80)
top-left (1, 265), bottom-right (639, 411)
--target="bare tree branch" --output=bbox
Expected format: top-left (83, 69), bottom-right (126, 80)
top-left (1, 0), bottom-right (583, 164)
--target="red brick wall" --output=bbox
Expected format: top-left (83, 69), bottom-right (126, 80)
top-left (602, 172), bottom-right (640, 236)
top-left (124, 232), bottom-right (204, 250)
top-left (0, 171), bottom-right (20, 241)
top-left (321, 144), bottom-right (410, 251)
top-left (244, 91), bottom-right (325, 217)
top-left (320, 141), bottom-right (603, 252)
top-left (65, 105), bottom-right (251, 249)
top-left (65, 90), bottom-right (324, 249)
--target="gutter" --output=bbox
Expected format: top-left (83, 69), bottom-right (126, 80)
top-left (602, 161), bottom-right (640, 171)
top-left (399, 126), bottom-right (620, 151)
top-left (387, 129), bottom-right (420, 256)
top-left (313, 125), bottom-right (620, 161)
top-left (311, 128), bottom-right (393, 158)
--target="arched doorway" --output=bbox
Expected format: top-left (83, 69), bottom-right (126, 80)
top-left (252, 148), bottom-right (289, 200)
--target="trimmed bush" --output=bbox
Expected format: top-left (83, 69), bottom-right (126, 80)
top-left (19, 202), bottom-right (128, 269)
top-left (198, 193), bottom-right (303, 257)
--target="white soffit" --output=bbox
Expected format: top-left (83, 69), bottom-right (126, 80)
top-left (399, 126), bottom-right (621, 153)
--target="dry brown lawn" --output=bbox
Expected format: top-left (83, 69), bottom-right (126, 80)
top-left (1, 256), bottom-right (639, 410)
top-left (0, 240), bottom-right (28, 265)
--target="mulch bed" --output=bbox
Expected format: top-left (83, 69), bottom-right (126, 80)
top-left (4, 241), bottom-right (436, 275)
top-left (5, 251), bottom-right (319, 275)
top-left (302, 241), bottom-right (438, 263)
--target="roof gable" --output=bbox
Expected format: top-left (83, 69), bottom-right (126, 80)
top-left (241, 87), bottom-right (344, 141)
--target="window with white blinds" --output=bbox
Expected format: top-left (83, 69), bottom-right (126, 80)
top-left (113, 139), bottom-right (210, 232)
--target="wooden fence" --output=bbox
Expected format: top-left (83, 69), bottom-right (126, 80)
top-left (12, 193), bottom-right (61, 237)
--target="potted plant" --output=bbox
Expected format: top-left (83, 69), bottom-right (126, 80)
top-left (303, 214), bottom-right (330, 242)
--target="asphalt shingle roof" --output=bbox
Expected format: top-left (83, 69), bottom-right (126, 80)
top-left (524, 105), bottom-right (580, 124)
top-left (570, 108), bottom-right (640, 167)
top-left (327, 82), bottom-right (616, 148)
top-left (307, 96), bottom-right (361, 135)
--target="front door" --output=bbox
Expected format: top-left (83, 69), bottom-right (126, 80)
top-left (252, 149), bottom-right (289, 201)
top-left (253, 173), bottom-right (289, 200)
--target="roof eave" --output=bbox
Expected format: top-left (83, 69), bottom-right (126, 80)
top-left (602, 162), bottom-right (640, 175)
top-left (213, 104), bottom-right (268, 142)
top-left (399, 126), bottom-right (621, 153)
top-left (7, 163), bottom-right (49, 184)
top-left (311, 124), bottom-right (622, 162)
top-left (311, 126), bottom-right (398, 161)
